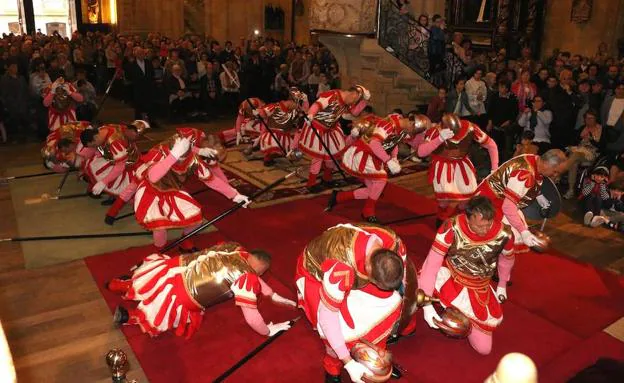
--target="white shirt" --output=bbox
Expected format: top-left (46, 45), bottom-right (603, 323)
top-left (518, 110), bottom-right (553, 143)
top-left (607, 98), bottom-right (624, 126)
top-left (136, 59), bottom-right (145, 74)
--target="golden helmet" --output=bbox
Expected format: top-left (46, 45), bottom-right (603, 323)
top-left (441, 113), bottom-right (462, 133)
top-left (412, 114), bottom-right (432, 134)
top-left (350, 341), bottom-right (393, 383)
top-left (353, 118), bottom-right (376, 140)
top-left (130, 120), bottom-right (150, 135)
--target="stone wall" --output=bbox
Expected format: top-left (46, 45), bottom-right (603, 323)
top-left (541, 0), bottom-right (624, 57)
top-left (116, 0), bottom-right (184, 37)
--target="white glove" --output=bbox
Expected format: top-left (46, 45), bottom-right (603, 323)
top-left (438, 128), bottom-right (455, 142)
top-left (361, 88), bottom-right (371, 101)
top-left (536, 194), bottom-right (551, 209)
top-left (92, 181), bottom-right (106, 195)
top-left (387, 158), bottom-right (401, 175)
top-left (266, 321), bottom-right (291, 337)
top-left (496, 286), bottom-right (507, 303)
top-left (236, 132), bottom-right (243, 146)
top-left (350, 127), bottom-right (360, 138)
top-left (521, 230), bottom-right (540, 247)
top-left (233, 193), bottom-right (251, 207)
top-left (198, 147), bottom-right (219, 158)
top-left (344, 360), bottom-right (374, 383)
top-left (422, 305), bottom-right (442, 329)
top-left (170, 137), bottom-right (191, 159)
top-left (271, 293), bottom-right (297, 307)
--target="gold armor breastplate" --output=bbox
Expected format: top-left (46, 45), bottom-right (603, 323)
top-left (181, 250), bottom-right (255, 309)
top-left (303, 223), bottom-right (400, 289)
top-left (433, 131), bottom-right (473, 159)
top-left (268, 104), bottom-right (300, 131)
top-left (485, 156), bottom-right (541, 209)
top-left (314, 98), bottom-right (349, 129)
top-left (446, 217), bottom-right (513, 278)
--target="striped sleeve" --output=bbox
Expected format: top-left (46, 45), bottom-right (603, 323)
top-left (232, 273), bottom-right (262, 309)
top-left (432, 220), bottom-right (454, 255)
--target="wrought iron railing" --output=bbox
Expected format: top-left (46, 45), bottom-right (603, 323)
top-left (377, 0), bottom-right (466, 87)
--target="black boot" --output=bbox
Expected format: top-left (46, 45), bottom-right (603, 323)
top-left (324, 373), bottom-right (341, 383)
top-left (391, 365), bottom-right (403, 379)
top-left (104, 215), bottom-right (116, 226)
top-left (113, 306), bottom-right (129, 327)
top-left (101, 196), bottom-right (115, 206)
top-left (325, 190), bottom-right (339, 212)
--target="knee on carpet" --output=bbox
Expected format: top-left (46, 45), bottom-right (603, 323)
top-left (468, 331), bottom-right (493, 355)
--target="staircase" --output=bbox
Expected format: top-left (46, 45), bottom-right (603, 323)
top-left (311, 0), bottom-right (440, 115)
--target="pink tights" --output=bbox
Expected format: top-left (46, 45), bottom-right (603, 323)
top-left (353, 179), bottom-right (387, 200)
top-left (152, 223), bottom-right (201, 249)
top-left (468, 326), bottom-right (493, 355)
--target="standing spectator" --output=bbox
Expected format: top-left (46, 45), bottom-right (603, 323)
top-left (307, 63), bottom-right (322, 101)
top-left (446, 77), bottom-right (473, 117)
top-left (47, 56), bottom-right (64, 82)
top-left (164, 49), bottom-right (186, 76)
top-left (590, 80), bottom-right (605, 112)
top-left (484, 72), bottom-right (497, 102)
top-left (465, 67), bottom-right (487, 126)
top-left (288, 50), bottom-right (310, 87)
top-left (73, 69), bottom-right (97, 121)
top-left (57, 53), bottom-right (74, 81)
top-left (518, 95), bottom-right (552, 154)
top-left (532, 67), bottom-right (550, 94)
top-left (451, 32), bottom-right (468, 64)
top-left (603, 65), bottom-right (620, 97)
top-left (486, 80), bottom-right (519, 161)
top-left (274, 63), bottom-right (290, 100)
top-left (220, 61), bottom-right (241, 114)
top-left (428, 15), bottom-right (446, 78)
top-left (203, 61), bottom-right (219, 117)
top-left (549, 69), bottom-right (578, 149)
top-left (328, 63), bottom-right (341, 89)
top-left (126, 47), bottom-right (155, 121)
top-left (511, 69), bottom-right (537, 111)
top-left (575, 79), bottom-right (592, 131)
top-left (426, 86), bottom-right (447, 123)
top-left (602, 82), bottom-right (624, 155)
top-left (0, 60), bottom-right (31, 141)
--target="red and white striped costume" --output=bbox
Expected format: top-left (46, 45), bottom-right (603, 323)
top-left (295, 224), bottom-right (407, 376)
top-left (258, 101), bottom-right (303, 160)
top-left (119, 245), bottom-right (271, 339)
top-left (41, 121), bottom-right (91, 172)
top-left (293, 90), bottom-right (368, 187)
top-left (42, 80), bottom-right (82, 132)
top-left (476, 154), bottom-right (543, 253)
top-left (419, 120), bottom-right (494, 202)
top-left (219, 98), bottom-right (265, 145)
top-left (83, 124), bottom-right (138, 196)
top-left (418, 213), bottom-right (515, 353)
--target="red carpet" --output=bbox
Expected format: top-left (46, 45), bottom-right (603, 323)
top-left (85, 184), bottom-right (624, 382)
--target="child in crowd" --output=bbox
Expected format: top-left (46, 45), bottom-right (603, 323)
top-left (74, 69), bottom-right (97, 121)
top-left (513, 130), bottom-right (539, 157)
top-left (601, 180), bottom-right (624, 233)
top-left (316, 73), bottom-right (331, 97)
top-left (581, 166), bottom-right (610, 227)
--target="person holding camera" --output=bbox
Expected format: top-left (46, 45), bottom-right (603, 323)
top-left (518, 95), bottom-right (553, 154)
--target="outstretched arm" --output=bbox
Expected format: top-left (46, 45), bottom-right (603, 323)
top-left (241, 307), bottom-right (270, 336)
top-left (417, 134), bottom-right (444, 157)
top-left (501, 197), bottom-right (528, 233)
top-left (318, 301), bottom-right (350, 360)
top-left (148, 154), bottom-right (177, 183)
top-left (101, 161), bottom-right (126, 184)
top-left (481, 138), bottom-right (499, 171)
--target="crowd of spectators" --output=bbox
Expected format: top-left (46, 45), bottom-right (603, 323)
top-left (0, 30), bottom-right (342, 143)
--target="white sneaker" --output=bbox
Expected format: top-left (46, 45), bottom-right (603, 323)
top-left (385, 46), bottom-right (395, 53)
top-left (590, 215), bottom-right (609, 228)
top-left (583, 211), bottom-right (594, 226)
top-left (410, 155), bottom-right (422, 163)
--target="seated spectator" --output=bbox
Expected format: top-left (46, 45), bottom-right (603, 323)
top-left (602, 81), bottom-right (624, 156)
top-left (328, 63), bottom-right (341, 89)
top-left (602, 180), bottom-right (624, 233)
top-left (511, 69), bottom-right (538, 111)
top-left (307, 63), bottom-right (321, 100)
top-left (465, 67), bottom-right (487, 126)
top-left (165, 64), bottom-right (193, 120)
top-left (426, 86), bottom-right (447, 123)
top-left (581, 166), bottom-right (611, 227)
top-left (164, 49), bottom-right (186, 77)
top-left (564, 110), bottom-right (606, 199)
top-left (513, 130), bottom-right (539, 156)
top-left (29, 58), bottom-right (51, 98)
top-left (288, 50), bottom-right (310, 88)
top-left (152, 57), bottom-right (164, 84)
top-left (518, 95), bottom-right (552, 154)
